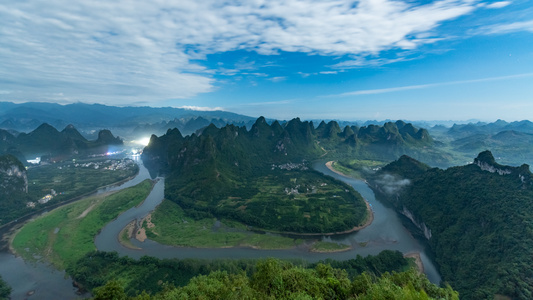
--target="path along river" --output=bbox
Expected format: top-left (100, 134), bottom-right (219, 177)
top-left (0, 158), bottom-right (441, 299)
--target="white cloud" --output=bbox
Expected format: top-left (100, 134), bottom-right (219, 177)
top-left (268, 76), bottom-right (287, 82)
top-left (485, 1), bottom-right (511, 9)
top-left (332, 56), bottom-right (412, 69)
top-left (0, 0), bottom-right (488, 104)
top-left (179, 106), bottom-right (224, 111)
top-left (480, 19), bottom-right (533, 34)
top-left (331, 72), bottom-right (533, 97)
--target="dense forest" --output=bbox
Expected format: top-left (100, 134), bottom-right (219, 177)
top-left (67, 250), bottom-right (458, 299)
top-left (90, 258), bottom-right (457, 300)
top-left (369, 151), bottom-right (533, 299)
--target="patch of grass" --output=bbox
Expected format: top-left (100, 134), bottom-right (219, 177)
top-left (311, 241), bottom-right (350, 252)
top-left (12, 180), bottom-right (153, 269)
top-left (147, 200), bottom-right (303, 249)
top-left (335, 159), bottom-right (386, 179)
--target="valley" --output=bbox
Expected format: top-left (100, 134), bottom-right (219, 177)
top-left (1, 156), bottom-right (442, 298)
top-left (1, 112), bottom-right (533, 299)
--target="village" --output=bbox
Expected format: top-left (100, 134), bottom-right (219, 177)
top-left (26, 159), bottom-right (136, 209)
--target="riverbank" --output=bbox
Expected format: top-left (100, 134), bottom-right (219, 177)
top-left (119, 220), bottom-right (141, 250)
top-left (310, 241), bottom-right (352, 253)
top-left (404, 252), bottom-right (424, 273)
top-left (10, 180), bottom-right (154, 270)
top-left (325, 161), bottom-right (350, 177)
top-left (325, 160), bottom-right (374, 231)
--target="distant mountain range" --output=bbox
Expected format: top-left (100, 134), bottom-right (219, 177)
top-left (445, 119), bottom-right (533, 136)
top-left (426, 119), bottom-right (533, 166)
top-left (0, 102), bottom-right (256, 139)
top-left (0, 123), bottom-right (123, 163)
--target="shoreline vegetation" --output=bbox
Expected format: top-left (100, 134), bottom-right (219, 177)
top-left (326, 160), bottom-right (351, 177)
top-left (404, 252), bottom-right (424, 273)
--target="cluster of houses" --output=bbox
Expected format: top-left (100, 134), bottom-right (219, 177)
top-left (271, 162), bottom-right (309, 171)
top-left (26, 189), bottom-right (58, 208)
top-left (60, 159), bottom-right (135, 171)
top-left (25, 159), bottom-right (135, 209)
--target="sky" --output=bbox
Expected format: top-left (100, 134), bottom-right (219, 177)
top-left (0, 0), bottom-right (532, 121)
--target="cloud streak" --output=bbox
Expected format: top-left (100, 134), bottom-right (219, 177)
top-left (479, 19), bottom-right (533, 34)
top-left (331, 72), bottom-right (533, 97)
top-left (179, 106), bottom-right (224, 111)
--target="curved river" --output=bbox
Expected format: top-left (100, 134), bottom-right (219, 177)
top-left (95, 160), bottom-right (441, 284)
top-left (1, 158), bottom-right (441, 299)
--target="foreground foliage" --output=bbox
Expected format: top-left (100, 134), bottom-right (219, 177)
top-left (69, 250), bottom-right (413, 297)
top-left (0, 276), bottom-right (10, 300)
top-left (371, 151), bottom-right (533, 299)
top-left (90, 258), bottom-right (457, 300)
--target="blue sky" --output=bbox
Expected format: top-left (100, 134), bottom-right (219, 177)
top-left (0, 0), bottom-right (532, 121)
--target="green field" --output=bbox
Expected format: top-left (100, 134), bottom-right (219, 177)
top-left (12, 180), bottom-right (153, 269)
top-left (334, 159), bottom-right (386, 179)
top-left (146, 199), bottom-right (303, 249)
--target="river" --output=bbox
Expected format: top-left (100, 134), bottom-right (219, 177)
top-left (0, 158), bottom-right (441, 299)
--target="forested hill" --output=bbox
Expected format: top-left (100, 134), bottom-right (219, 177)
top-left (142, 117), bottom-right (443, 175)
top-left (140, 117), bottom-right (445, 233)
top-left (370, 150), bottom-right (533, 299)
top-left (143, 117), bottom-right (368, 233)
top-left (0, 154), bottom-right (28, 197)
top-left (0, 154), bottom-right (31, 225)
top-left (0, 123), bottom-right (123, 163)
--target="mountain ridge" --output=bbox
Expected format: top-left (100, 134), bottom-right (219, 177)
top-left (0, 123), bottom-right (123, 163)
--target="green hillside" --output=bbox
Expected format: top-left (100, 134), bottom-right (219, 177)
top-left (370, 150), bottom-right (533, 299)
top-left (0, 154), bottom-right (31, 224)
